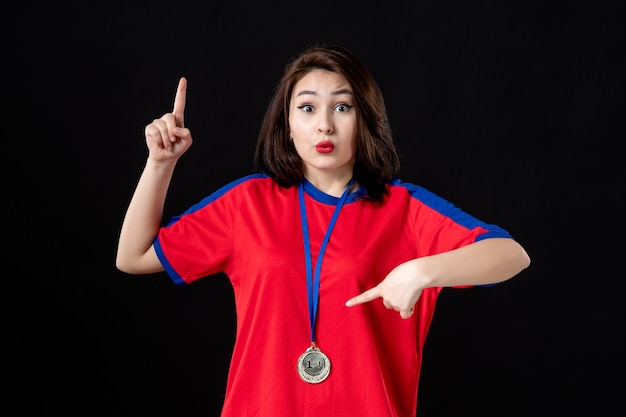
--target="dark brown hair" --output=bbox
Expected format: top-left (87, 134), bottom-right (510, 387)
top-left (254, 44), bottom-right (400, 202)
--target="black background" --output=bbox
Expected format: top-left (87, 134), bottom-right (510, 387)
top-left (18, 1), bottom-right (624, 416)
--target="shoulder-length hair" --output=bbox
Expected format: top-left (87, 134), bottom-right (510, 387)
top-left (254, 43), bottom-right (400, 202)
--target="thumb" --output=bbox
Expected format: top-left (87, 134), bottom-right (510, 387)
top-left (345, 286), bottom-right (381, 307)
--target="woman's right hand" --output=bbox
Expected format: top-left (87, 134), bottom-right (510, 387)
top-left (144, 77), bottom-right (193, 162)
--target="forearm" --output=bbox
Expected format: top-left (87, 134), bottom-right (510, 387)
top-left (417, 238), bottom-right (531, 288)
top-left (116, 159), bottom-right (177, 273)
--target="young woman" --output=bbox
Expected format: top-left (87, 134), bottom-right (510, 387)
top-left (116, 44), bottom-right (530, 417)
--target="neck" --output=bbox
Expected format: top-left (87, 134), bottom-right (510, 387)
top-left (305, 173), bottom-right (354, 197)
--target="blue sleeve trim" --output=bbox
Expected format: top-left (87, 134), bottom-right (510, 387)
top-left (153, 238), bottom-right (186, 286)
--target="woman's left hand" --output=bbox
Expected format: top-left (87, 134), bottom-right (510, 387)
top-left (345, 259), bottom-right (424, 319)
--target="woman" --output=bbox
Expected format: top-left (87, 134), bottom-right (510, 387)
top-left (116, 44), bottom-right (530, 417)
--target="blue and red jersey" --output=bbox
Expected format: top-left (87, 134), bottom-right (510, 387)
top-left (154, 174), bottom-right (512, 417)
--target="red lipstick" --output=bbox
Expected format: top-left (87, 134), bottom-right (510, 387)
top-left (315, 141), bottom-right (335, 153)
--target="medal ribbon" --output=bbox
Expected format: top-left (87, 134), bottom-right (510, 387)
top-left (299, 179), bottom-right (354, 344)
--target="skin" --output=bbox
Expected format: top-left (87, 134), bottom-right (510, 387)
top-left (116, 76), bottom-right (531, 320)
top-left (289, 70), bottom-right (357, 197)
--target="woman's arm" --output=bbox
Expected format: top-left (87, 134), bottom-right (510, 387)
top-left (345, 237), bottom-right (531, 318)
top-left (115, 77), bottom-right (192, 274)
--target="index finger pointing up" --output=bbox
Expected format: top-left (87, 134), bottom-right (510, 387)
top-left (173, 77), bottom-right (187, 128)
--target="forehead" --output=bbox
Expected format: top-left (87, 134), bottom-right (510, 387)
top-left (292, 69), bottom-right (352, 95)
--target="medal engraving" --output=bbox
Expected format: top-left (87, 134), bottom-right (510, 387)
top-left (297, 345), bottom-right (331, 383)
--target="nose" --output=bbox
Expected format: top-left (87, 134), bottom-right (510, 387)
top-left (317, 112), bottom-right (333, 134)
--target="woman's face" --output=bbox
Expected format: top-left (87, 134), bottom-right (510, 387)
top-left (288, 69), bottom-right (357, 181)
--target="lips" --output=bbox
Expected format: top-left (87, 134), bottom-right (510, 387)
top-left (315, 141), bottom-right (335, 153)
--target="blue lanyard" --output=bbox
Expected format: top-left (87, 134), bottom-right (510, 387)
top-left (298, 179), bottom-right (354, 343)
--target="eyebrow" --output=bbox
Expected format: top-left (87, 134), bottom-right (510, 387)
top-left (296, 89), bottom-right (353, 97)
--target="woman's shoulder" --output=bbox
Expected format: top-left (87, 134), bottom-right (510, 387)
top-left (211, 173), bottom-right (271, 196)
top-left (388, 178), bottom-right (430, 196)
top-left (387, 178), bottom-right (453, 207)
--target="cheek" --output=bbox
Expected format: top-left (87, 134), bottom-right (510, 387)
top-left (290, 134), bottom-right (307, 155)
top-left (347, 126), bottom-right (358, 151)
top-left (288, 114), bottom-right (301, 136)
top-left (289, 122), bottom-right (312, 146)
top-left (289, 113), bottom-right (308, 131)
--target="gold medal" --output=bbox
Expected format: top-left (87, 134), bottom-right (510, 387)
top-left (297, 344), bottom-right (331, 384)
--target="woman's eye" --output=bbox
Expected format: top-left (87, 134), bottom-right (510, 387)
top-left (298, 105), bottom-right (314, 112)
top-left (335, 104), bottom-right (353, 112)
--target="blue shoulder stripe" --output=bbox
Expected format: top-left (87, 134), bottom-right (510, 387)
top-left (164, 173), bottom-right (268, 226)
top-left (391, 179), bottom-right (512, 240)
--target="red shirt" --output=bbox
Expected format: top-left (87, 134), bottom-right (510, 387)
top-left (155, 174), bottom-right (512, 417)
